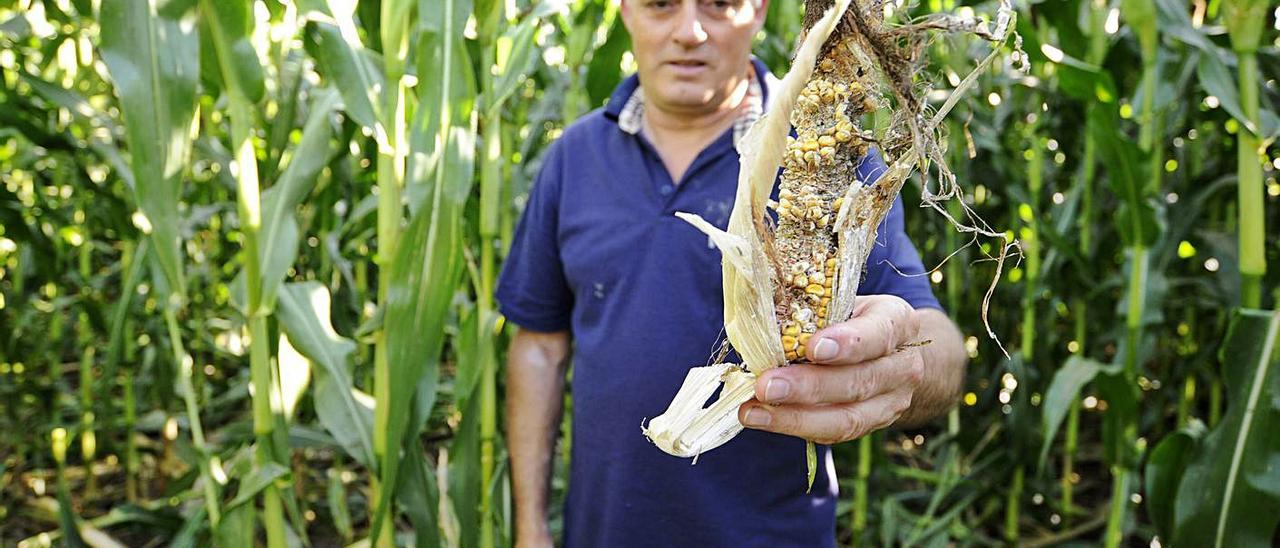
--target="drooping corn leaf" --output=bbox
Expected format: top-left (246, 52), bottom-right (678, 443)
top-left (99, 0), bottom-right (200, 298)
top-left (276, 282), bottom-right (375, 469)
top-left (1174, 309), bottom-right (1280, 547)
top-left (301, 16), bottom-right (383, 130)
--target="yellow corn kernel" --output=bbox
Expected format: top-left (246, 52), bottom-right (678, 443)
top-left (817, 306), bottom-right (827, 318)
top-left (792, 274), bottom-right (809, 288)
top-left (832, 197), bottom-right (844, 212)
top-left (820, 58), bottom-right (835, 72)
top-left (798, 333), bottom-right (812, 347)
top-left (820, 296), bottom-right (831, 306)
top-left (817, 214), bottom-right (830, 228)
top-left (817, 319), bottom-right (826, 328)
top-left (796, 344), bottom-right (807, 358)
top-left (805, 284), bottom-right (824, 295)
top-left (818, 135), bottom-right (836, 148)
top-left (802, 139), bottom-right (820, 152)
top-left (785, 350), bottom-right (798, 361)
top-left (835, 130), bottom-right (851, 143)
top-left (782, 335), bottom-right (799, 351)
top-left (826, 258), bottom-right (837, 269)
top-left (783, 323), bottom-right (800, 337)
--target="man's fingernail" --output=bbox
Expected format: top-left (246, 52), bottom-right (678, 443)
top-left (764, 378), bottom-right (790, 402)
top-left (743, 407), bottom-right (771, 427)
top-left (812, 337), bottom-right (839, 361)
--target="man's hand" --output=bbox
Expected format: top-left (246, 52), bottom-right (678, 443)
top-left (737, 294), bottom-right (962, 444)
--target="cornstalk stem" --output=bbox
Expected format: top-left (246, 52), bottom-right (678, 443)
top-left (124, 367), bottom-right (138, 502)
top-left (372, 41), bottom-right (408, 548)
top-left (1005, 464), bottom-right (1024, 542)
top-left (164, 305), bottom-right (221, 526)
top-left (852, 435), bottom-right (871, 546)
top-left (1103, 466), bottom-right (1131, 547)
top-left (478, 42), bottom-right (503, 548)
top-left (1236, 51), bottom-right (1264, 308)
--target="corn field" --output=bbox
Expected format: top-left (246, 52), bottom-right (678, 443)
top-left (0, 0), bottom-right (1277, 546)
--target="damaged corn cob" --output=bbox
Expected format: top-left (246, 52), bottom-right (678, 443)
top-left (642, 0), bottom-right (1016, 462)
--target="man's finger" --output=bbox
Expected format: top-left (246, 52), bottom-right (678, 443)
top-left (806, 295), bottom-right (919, 365)
top-left (737, 390), bottom-right (913, 445)
top-left (753, 349), bottom-right (924, 405)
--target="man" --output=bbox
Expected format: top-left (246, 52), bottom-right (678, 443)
top-left (497, 0), bottom-right (968, 545)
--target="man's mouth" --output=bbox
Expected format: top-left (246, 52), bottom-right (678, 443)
top-left (666, 59), bottom-right (709, 75)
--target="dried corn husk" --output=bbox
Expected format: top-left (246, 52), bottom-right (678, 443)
top-left (643, 0), bottom-right (1017, 461)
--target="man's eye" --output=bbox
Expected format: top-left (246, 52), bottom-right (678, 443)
top-left (648, 0), bottom-right (673, 9)
top-left (700, 0), bottom-right (736, 12)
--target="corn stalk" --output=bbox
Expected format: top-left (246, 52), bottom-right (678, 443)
top-left (1223, 0), bottom-right (1268, 308)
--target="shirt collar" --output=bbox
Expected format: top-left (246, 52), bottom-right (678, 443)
top-left (604, 57), bottom-right (774, 149)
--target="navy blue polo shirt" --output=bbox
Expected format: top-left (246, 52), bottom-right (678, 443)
top-left (496, 59), bottom-right (941, 547)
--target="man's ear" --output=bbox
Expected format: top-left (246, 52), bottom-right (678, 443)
top-left (619, 0), bottom-right (635, 32)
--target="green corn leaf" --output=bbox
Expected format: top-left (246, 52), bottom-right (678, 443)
top-left (303, 20), bottom-right (384, 130)
top-left (1195, 50), bottom-right (1280, 139)
top-left (214, 501), bottom-right (254, 548)
top-left (450, 382), bottom-right (485, 548)
top-left (327, 469), bottom-right (354, 542)
top-left (257, 89), bottom-right (340, 311)
top-left (226, 462), bottom-right (292, 511)
top-left (585, 15), bottom-right (630, 108)
top-left (17, 72), bottom-right (134, 188)
top-left (1175, 309), bottom-right (1280, 547)
top-left (276, 282), bottom-right (376, 469)
top-left (1038, 356), bottom-right (1117, 472)
top-left (488, 16), bottom-right (540, 116)
top-left (397, 445), bottom-right (442, 548)
top-left (99, 0), bottom-right (200, 298)
top-left (198, 0), bottom-right (264, 103)
top-left (1144, 421), bottom-right (1205, 540)
top-left (806, 441), bottom-right (817, 493)
top-left (1088, 107), bottom-right (1159, 247)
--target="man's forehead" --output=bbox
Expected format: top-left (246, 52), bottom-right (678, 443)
top-left (626, 0), bottom-right (764, 6)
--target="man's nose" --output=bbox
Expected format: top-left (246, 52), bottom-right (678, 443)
top-left (672, 2), bottom-right (708, 46)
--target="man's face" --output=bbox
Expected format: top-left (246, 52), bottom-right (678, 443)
top-left (621, 0), bottom-right (765, 115)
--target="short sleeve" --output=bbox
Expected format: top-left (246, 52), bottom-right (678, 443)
top-left (495, 148), bottom-right (575, 332)
top-left (856, 151), bottom-right (943, 312)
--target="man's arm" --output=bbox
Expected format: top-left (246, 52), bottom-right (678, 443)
top-left (506, 327), bottom-right (571, 547)
top-left (737, 295), bottom-right (967, 444)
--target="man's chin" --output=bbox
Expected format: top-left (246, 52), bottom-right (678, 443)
top-left (647, 84), bottom-right (719, 112)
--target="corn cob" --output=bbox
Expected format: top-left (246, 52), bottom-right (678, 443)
top-left (642, 0), bottom-right (1017, 462)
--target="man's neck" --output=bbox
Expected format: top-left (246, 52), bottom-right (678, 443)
top-left (642, 74), bottom-right (751, 183)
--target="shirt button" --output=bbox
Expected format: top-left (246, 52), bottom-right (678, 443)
top-left (660, 185), bottom-right (673, 195)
